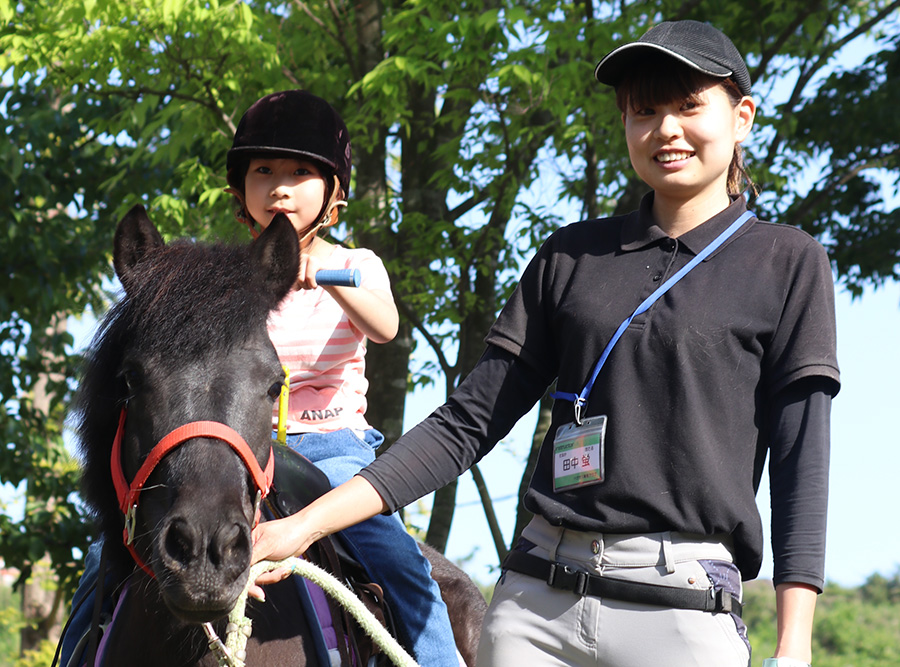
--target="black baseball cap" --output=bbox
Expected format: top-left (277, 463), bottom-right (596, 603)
top-left (594, 20), bottom-right (752, 96)
top-left (227, 90), bottom-right (352, 194)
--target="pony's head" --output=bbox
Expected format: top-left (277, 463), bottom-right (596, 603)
top-left (75, 204), bottom-right (299, 622)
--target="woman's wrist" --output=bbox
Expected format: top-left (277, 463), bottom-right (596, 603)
top-left (763, 658), bottom-right (811, 667)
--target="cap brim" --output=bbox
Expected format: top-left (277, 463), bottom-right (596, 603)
top-left (594, 42), bottom-right (733, 86)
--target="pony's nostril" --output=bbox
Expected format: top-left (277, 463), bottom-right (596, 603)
top-left (163, 519), bottom-right (199, 568)
top-left (208, 523), bottom-right (251, 570)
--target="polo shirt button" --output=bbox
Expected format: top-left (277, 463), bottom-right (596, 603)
top-left (653, 274), bottom-right (662, 282)
top-left (663, 238), bottom-right (676, 250)
top-left (591, 540), bottom-right (600, 554)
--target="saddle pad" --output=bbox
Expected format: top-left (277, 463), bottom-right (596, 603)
top-left (295, 575), bottom-right (344, 666)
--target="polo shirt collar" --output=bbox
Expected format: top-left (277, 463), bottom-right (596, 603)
top-left (620, 193), bottom-right (751, 255)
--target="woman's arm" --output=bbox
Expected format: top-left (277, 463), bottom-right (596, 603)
top-left (773, 582), bottom-right (817, 662)
top-left (766, 378), bottom-right (835, 664)
top-left (250, 346), bottom-right (550, 592)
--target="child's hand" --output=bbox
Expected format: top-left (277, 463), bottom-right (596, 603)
top-left (296, 252), bottom-right (324, 290)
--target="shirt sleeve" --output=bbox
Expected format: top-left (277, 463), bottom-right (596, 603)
top-left (768, 377), bottom-right (832, 592)
top-left (350, 249), bottom-right (392, 294)
top-left (485, 238), bottom-right (561, 380)
top-left (764, 235), bottom-right (840, 396)
top-left (358, 345), bottom-right (552, 512)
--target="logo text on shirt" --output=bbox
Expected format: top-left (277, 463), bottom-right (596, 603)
top-left (298, 407), bottom-right (344, 421)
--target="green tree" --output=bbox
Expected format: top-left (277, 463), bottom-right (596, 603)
top-left (812, 576), bottom-right (900, 666)
top-left (0, 76), bottom-right (133, 650)
top-left (0, 575), bottom-right (22, 663)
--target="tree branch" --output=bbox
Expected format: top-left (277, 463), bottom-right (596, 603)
top-left (469, 463), bottom-right (508, 563)
top-left (765, 1), bottom-right (900, 165)
top-left (394, 293), bottom-right (457, 381)
top-left (791, 148), bottom-right (900, 224)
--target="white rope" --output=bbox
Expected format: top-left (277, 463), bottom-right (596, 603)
top-left (207, 558), bottom-right (420, 667)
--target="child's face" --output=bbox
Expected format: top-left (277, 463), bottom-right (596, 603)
top-left (622, 82), bottom-right (754, 207)
top-left (244, 157), bottom-right (327, 234)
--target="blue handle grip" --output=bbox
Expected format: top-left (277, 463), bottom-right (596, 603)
top-left (315, 269), bottom-right (361, 287)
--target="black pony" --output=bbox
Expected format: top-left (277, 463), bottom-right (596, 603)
top-left (72, 205), bottom-right (485, 666)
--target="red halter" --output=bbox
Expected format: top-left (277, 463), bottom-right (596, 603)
top-left (109, 408), bottom-right (275, 577)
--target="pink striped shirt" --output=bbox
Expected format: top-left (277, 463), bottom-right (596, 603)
top-left (267, 246), bottom-right (392, 433)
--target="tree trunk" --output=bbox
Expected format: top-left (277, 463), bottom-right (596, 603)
top-left (345, 0), bottom-right (413, 447)
top-left (20, 317), bottom-right (67, 654)
top-left (20, 562), bottom-right (64, 655)
top-left (425, 480), bottom-right (458, 553)
top-left (470, 464), bottom-right (508, 562)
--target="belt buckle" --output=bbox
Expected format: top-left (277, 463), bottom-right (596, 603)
top-left (547, 562), bottom-right (589, 596)
top-left (714, 587), bottom-right (733, 613)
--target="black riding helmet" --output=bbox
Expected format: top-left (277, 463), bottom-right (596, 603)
top-left (226, 90), bottom-right (352, 196)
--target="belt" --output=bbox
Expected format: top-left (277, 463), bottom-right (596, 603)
top-left (502, 549), bottom-right (742, 617)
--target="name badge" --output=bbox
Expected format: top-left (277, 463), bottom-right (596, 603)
top-left (552, 415), bottom-right (606, 492)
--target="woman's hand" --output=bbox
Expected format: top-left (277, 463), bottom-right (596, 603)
top-left (247, 476), bottom-right (390, 600)
top-left (247, 513), bottom-right (319, 600)
top-left (251, 514), bottom-right (318, 564)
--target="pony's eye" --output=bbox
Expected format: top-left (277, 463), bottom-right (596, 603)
top-left (267, 381), bottom-right (282, 402)
top-left (121, 368), bottom-right (141, 393)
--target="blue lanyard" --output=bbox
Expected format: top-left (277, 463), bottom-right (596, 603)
top-left (553, 210), bottom-right (755, 424)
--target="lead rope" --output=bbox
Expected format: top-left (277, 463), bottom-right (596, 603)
top-left (202, 558), bottom-right (419, 667)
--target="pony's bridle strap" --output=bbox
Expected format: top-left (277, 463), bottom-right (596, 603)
top-left (110, 408), bottom-right (275, 575)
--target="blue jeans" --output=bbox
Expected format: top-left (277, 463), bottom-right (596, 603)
top-left (287, 429), bottom-right (459, 667)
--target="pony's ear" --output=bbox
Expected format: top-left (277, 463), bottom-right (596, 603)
top-left (251, 213), bottom-right (300, 307)
top-left (114, 205), bottom-right (165, 293)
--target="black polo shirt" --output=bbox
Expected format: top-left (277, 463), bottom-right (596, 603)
top-left (361, 194), bottom-right (840, 585)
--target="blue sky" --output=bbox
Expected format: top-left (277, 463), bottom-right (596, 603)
top-left (411, 279), bottom-right (900, 588)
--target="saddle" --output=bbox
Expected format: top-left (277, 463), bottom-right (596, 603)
top-left (266, 445), bottom-right (397, 666)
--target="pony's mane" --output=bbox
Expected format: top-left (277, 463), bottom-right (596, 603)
top-left (74, 239), bottom-right (278, 567)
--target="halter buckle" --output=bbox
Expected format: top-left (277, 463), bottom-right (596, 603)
top-left (125, 504), bottom-right (138, 545)
top-left (252, 490), bottom-right (262, 528)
